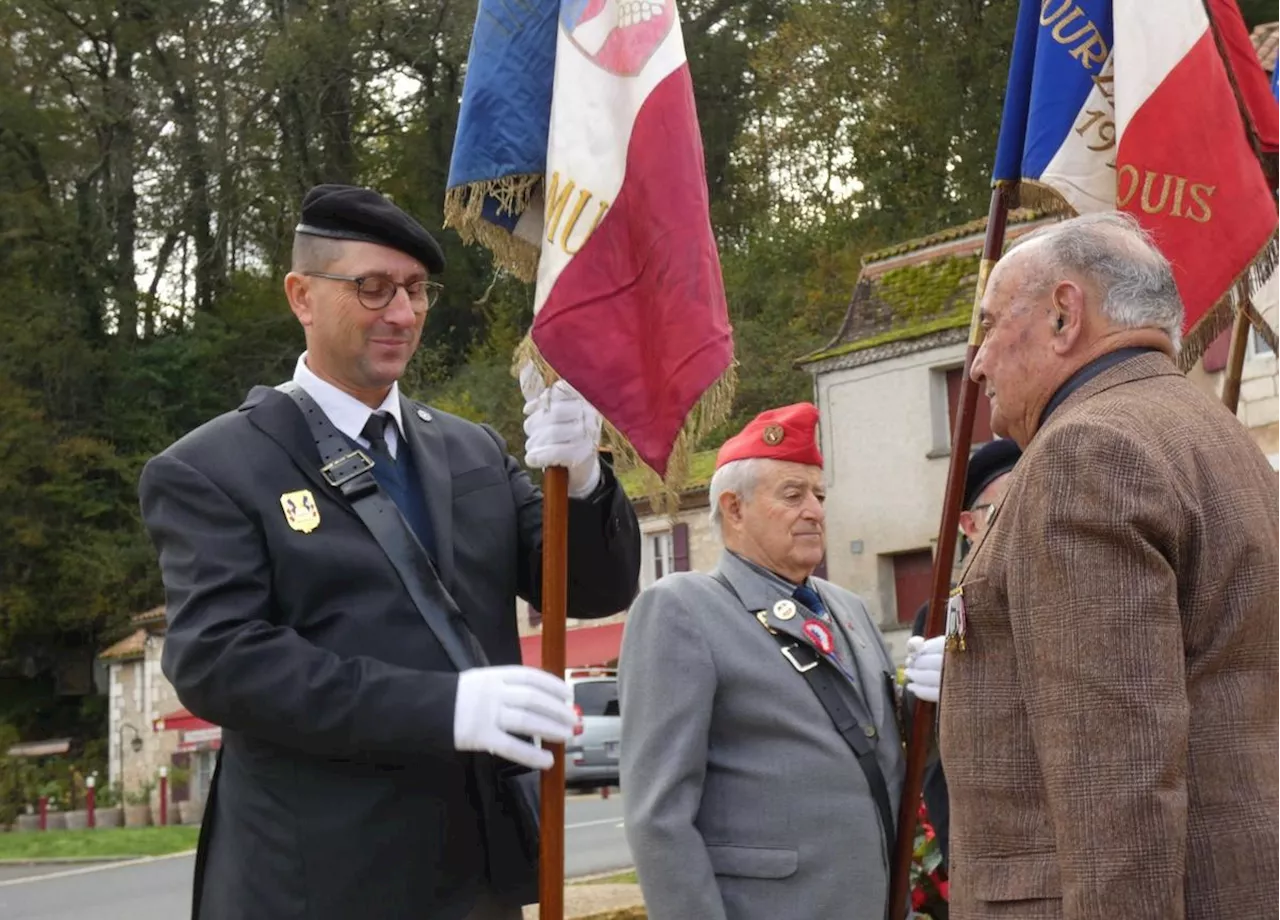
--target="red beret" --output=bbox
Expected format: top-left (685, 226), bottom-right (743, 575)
top-left (715, 403), bottom-right (823, 470)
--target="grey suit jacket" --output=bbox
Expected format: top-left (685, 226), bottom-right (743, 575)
top-left (620, 550), bottom-right (905, 920)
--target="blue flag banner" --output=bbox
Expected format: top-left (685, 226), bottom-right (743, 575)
top-left (444, 0), bottom-right (559, 280)
top-left (992, 0), bottom-right (1114, 213)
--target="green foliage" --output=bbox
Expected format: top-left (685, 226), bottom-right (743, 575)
top-left (1237, 0), bottom-right (1277, 29)
top-left (125, 780), bottom-right (155, 807)
top-left (0, 0), bottom-right (1038, 749)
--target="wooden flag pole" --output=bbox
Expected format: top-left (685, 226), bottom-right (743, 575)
top-left (539, 466), bottom-right (570, 920)
top-left (888, 182), bottom-right (1015, 920)
top-left (1220, 303), bottom-right (1253, 414)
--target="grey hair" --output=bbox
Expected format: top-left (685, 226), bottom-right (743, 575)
top-left (708, 458), bottom-right (766, 536)
top-left (1011, 211), bottom-right (1184, 352)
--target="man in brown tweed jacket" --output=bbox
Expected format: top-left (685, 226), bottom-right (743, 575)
top-left (934, 211), bottom-right (1278, 919)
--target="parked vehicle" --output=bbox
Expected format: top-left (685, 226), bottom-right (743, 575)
top-left (564, 668), bottom-right (620, 790)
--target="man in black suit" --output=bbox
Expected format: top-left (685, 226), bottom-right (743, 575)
top-left (904, 436), bottom-right (1021, 868)
top-left (139, 185), bottom-right (641, 920)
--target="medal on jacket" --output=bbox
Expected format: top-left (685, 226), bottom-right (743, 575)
top-left (945, 586), bottom-right (967, 651)
top-left (280, 489), bottom-right (321, 534)
top-left (802, 619), bottom-right (834, 655)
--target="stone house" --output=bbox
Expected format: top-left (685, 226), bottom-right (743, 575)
top-left (794, 211), bottom-right (1059, 660)
top-left (99, 607), bottom-right (217, 820)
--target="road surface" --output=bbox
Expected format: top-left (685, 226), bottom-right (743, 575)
top-left (0, 791), bottom-right (630, 920)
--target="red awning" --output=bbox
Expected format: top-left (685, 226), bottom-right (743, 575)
top-left (154, 708), bottom-right (218, 733)
top-left (520, 622), bottom-right (625, 669)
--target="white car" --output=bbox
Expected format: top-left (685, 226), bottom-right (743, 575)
top-left (563, 668), bottom-right (620, 790)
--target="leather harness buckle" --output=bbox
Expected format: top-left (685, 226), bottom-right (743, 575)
top-left (321, 450), bottom-right (375, 488)
top-left (780, 643), bottom-right (819, 673)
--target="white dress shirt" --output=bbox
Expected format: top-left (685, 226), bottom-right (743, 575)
top-left (293, 353), bottom-right (404, 459)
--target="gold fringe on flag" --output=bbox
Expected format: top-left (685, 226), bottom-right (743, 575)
top-left (1178, 230), bottom-right (1279, 371)
top-left (513, 334), bottom-right (738, 515)
top-left (443, 176), bottom-right (543, 283)
top-left (1006, 181), bottom-right (1077, 217)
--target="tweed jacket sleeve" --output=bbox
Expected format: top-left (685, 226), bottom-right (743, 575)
top-left (1007, 419), bottom-right (1190, 918)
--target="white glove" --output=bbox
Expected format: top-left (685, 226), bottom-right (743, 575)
top-left (520, 363), bottom-right (603, 499)
top-left (453, 665), bottom-right (578, 770)
top-left (904, 635), bottom-right (946, 703)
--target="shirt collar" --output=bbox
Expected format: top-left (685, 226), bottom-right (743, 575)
top-left (292, 352), bottom-right (404, 444)
top-left (726, 549), bottom-right (812, 594)
top-left (1038, 346), bottom-right (1158, 430)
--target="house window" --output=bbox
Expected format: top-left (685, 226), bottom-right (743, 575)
top-left (641, 522), bottom-right (691, 588)
top-left (945, 367), bottom-right (995, 445)
top-left (891, 549), bottom-right (935, 626)
top-left (1248, 327), bottom-right (1275, 360)
top-left (650, 530), bottom-right (675, 584)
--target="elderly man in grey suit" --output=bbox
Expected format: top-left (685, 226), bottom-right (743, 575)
top-left (620, 402), bottom-right (905, 920)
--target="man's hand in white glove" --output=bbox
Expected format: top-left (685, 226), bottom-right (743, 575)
top-left (904, 635), bottom-right (946, 703)
top-left (520, 363), bottom-right (603, 499)
top-left (454, 665), bottom-right (579, 770)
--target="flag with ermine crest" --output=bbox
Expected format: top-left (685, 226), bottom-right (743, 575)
top-left (445, 0), bottom-right (735, 490)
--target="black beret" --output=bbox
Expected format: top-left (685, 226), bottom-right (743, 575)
top-left (964, 438), bottom-right (1021, 510)
top-left (296, 184), bottom-right (445, 274)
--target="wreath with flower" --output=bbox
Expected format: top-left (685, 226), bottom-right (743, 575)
top-left (910, 801), bottom-right (949, 919)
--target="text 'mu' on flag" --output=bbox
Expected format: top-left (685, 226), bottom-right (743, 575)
top-left (993, 0), bottom-right (1278, 366)
top-left (446, 0), bottom-right (734, 485)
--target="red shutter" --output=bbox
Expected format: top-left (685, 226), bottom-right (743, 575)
top-left (946, 368), bottom-right (994, 444)
top-left (672, 523), bottom-right (690, 572)
top-left (892, 550), bottom-right (935, 624)
top-left (1202, 328), bottom-right (1231, 372)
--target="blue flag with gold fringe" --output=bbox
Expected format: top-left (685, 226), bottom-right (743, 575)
top-left (444, 0), bottom-right (558, 281)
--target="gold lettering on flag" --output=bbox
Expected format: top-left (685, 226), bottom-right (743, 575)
top-left (1072, 66), bottom-right (1117, 170)
top-left (1040, 0), bottom-right (1109, 73)
top-left (1116, 165), bottom-right (1216, 223)
top-left (544, 171), bottom-right (611, 255)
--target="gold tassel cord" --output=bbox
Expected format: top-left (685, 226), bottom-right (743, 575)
top-left (1178, 229), bottom-right (1279, 372)
top-left (443, 178), bottom-right (543, 282)
top-left (513, 335), bottom-right (738, 515)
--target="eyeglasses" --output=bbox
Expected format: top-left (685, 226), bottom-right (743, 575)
top-left (971, 502), bottom-right (995, 518)
top-left (302, 272), bottom-right (442, 313)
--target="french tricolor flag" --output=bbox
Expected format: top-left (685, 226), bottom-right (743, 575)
top-left (994, 0), bottom-right (1278, 363)
top-left (446, 0), bottom-right (734, 481)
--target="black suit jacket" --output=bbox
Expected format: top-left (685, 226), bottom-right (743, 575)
top-left (138, 385), bottom-right (641, 920)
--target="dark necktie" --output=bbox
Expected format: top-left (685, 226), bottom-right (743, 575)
top-left (361, 411), bottom-right (394, 463)
top-left (793, 583), bottom-right (830, 621)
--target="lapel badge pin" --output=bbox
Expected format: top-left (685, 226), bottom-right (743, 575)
top-left (803, 620), bottom-right (834, 656)
top-left (280, 489), bottom-right (321, 534)
top-left (945, 586), bottom-right (968, 652)
top-left (773, 599), bottom-right (797, 621)
top-left (416, 407), bottom-right (432, 422)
